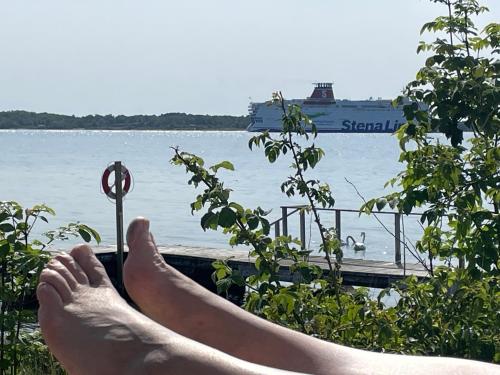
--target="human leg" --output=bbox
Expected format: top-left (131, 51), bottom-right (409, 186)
top-left (124, 217), bottom-right (355, 374)
top-left (123, 217), bottom-right (500, 375)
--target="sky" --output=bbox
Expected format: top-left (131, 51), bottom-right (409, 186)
top-left (1, 0), bottom-right (498, 116)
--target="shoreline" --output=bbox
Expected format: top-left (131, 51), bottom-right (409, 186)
top-left (0, 110), bottom-right (249, 131)
top-left (0, 127), bottom-right (248, 131)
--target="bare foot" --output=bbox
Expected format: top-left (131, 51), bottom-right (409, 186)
top-left (123, 217), bottom-right (207, 334)
top-left (123, 217), bottom-right (338, 374)
top-left (38, 244), bottom-right (303, 375)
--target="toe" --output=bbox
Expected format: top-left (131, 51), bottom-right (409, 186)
top-left (36, 282), bottom-right (64, 355)
top-left (37, 281), bottom-right (63, 308)
top-left (54, 253), bottom-right (89, 285)
top-left (47, 259), bottom-right (78, 290)
top-left (39, 268), bottom-right (73, 304)
top-left (126, 217), bottom-right (157, 252)
top-left (70, 244), bottom-right (111, 287)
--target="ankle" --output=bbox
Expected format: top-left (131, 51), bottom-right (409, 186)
top-left (127, 338), bottom-right (183, 375)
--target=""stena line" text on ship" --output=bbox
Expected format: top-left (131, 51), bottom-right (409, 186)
top-left (341, 119), bottom-right (403, 132)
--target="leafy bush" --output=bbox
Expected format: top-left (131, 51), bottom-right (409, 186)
top-left (173, 144), bottom-right (500, 362)
top-left (391, 269), bottom-right (499, 361)
top-left (173, 1), bottom-right (499, 363)
top-left (17, 331), bottom-right (65, 375)
top-left (362, 0), bottom-right (499, 277)
top-left (0, 201), bottom-right (99, 374)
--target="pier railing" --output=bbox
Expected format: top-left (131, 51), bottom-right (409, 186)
top-left (270, 205), bottom-right (421, 267)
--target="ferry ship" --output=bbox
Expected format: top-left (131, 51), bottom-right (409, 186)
top-left (247, 83), bottom-right (407, 133)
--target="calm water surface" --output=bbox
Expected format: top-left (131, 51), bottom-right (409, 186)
top-left (0, 130), bottom-right (428, 262)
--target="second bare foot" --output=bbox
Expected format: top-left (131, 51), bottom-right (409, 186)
top-left (123, 217), bottom-right (333, 374)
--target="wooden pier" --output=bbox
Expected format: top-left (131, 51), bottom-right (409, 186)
top-left (93, 245), bottom-right (428, 296)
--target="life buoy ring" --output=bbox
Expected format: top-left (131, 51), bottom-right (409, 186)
top-left (101, 164), bottom-right (131, 199)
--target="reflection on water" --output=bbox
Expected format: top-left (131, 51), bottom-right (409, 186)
top-left (0, 130), bottom-right (432, 262)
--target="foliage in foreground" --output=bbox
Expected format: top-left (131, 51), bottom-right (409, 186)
top-left (0, 201), bottom-right (99, 374)
top-left (17, 332), bottom-right (64, 375)
top-left (173, 146), bottom-right (500, 362)
top-left (362, 0), bottom-right (499, 278)
top-left (173, 0), bottom-right (499, 363)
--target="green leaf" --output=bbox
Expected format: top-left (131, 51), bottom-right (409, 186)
top-left (0, 212), bottom-right (9, 223)
top-left (201, 212), bottom-right (216, 231)
top-left (376, 198), bottom-right (387, 211)
top-left (210, 161), bottom-right (235, 173)
top-left (78, 224), bottom-right (101, 244)
top-left (473, 66), bottom-right (484, 78)
top-left (88, 227), bottom-right (101, 244)
top-left (495, 352), bottom-right (500, 363)
top-left (229, 202), bottom-right (244, 214)
top-left (218, 207), bottom-right (237, 228)
top-left (0, 223), bottom-right (15, 233)
top-left (216, 278), bottom-right (233, 293)
top-left (16, 222), bottom-right (28, 231)
top-left (261, 218), bottom-right (270, 235)
top-left (216, 268), bottom-right (227, 280)
top-left (78, 228), bottom-right (92, 242)
top-left (0, 241), bottom-right (10, 257)
top-left (14, 209), bottom-right (23, 220)
top-left (247, 216), bottom-right (259, 230)
top-left (231, 272), bottom-right (245, 286)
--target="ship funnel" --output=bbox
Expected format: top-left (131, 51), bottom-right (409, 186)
top-left (304, 82), bottom-right (335, 104)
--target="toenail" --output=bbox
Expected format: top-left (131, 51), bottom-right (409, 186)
top-left (40, 269), bottom-right (53, 277)
top-left (127, 218), bottom-right (150, 244)
top-left (136, 219), bottom-right (149, 233)
top-left (55, 254), bottom-right (69, 263)
top-left (70, 244), bottom-right (93, 257)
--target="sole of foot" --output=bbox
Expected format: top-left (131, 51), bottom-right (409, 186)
top-left (37, 244), bottom-right (181, 375)
top-left (38, 243), bottom-right (292, 375)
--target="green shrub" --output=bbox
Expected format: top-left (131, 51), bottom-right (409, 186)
top-left (0, 201), bottom-right (99, 374)
top-left (173, 2), bottom-right (499, 363)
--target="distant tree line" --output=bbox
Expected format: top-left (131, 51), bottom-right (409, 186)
top-left (0, 110), bottom-right (249, 130)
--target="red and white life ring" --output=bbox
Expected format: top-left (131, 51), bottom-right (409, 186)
top-left (101, 164), bottom-right (131, 199)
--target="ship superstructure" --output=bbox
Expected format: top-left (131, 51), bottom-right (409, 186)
top-left (247, 83), bottom-right (407, 133)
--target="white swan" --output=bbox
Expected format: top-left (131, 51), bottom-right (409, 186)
top-left (345, 232), bottom-right (366, 251)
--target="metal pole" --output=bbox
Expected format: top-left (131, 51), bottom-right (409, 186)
top-left (395, 213), bottom-right (401, 265)
top-left (335, 210), bottom-right (341, 240)
top-left (403, 216), bottom-right (406, 276)
top-left (299, 210), bottom-right (306, 249)
top-left (275, 221), bottom-right (280, 238)
top-left (114, 161), bottom-right (124, 295)
top-left (281, 207), bottom-right (288, 237)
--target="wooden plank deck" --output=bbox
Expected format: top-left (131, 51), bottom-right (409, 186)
top-left (92, 244), bottom-right (429, 289)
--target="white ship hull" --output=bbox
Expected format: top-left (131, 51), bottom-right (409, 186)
top-left (247, 83), bottom-right (408, 133)
top-left (247, 99), bottom-right (407, 133)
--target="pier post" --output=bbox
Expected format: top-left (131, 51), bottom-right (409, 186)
top-left (281, 207), bottom-right (288, 237)
top-left (335, 210), bottom-right (341, 240)
top-left (395, 213), bottom-right (401, 265)
top-left (299, 209), bottom-right (306, 249)
top-left (114, 161), bottom-right (125, 295)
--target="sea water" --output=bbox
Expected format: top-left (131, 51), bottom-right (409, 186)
top-left (0, 130), bottom-right (427, 262)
